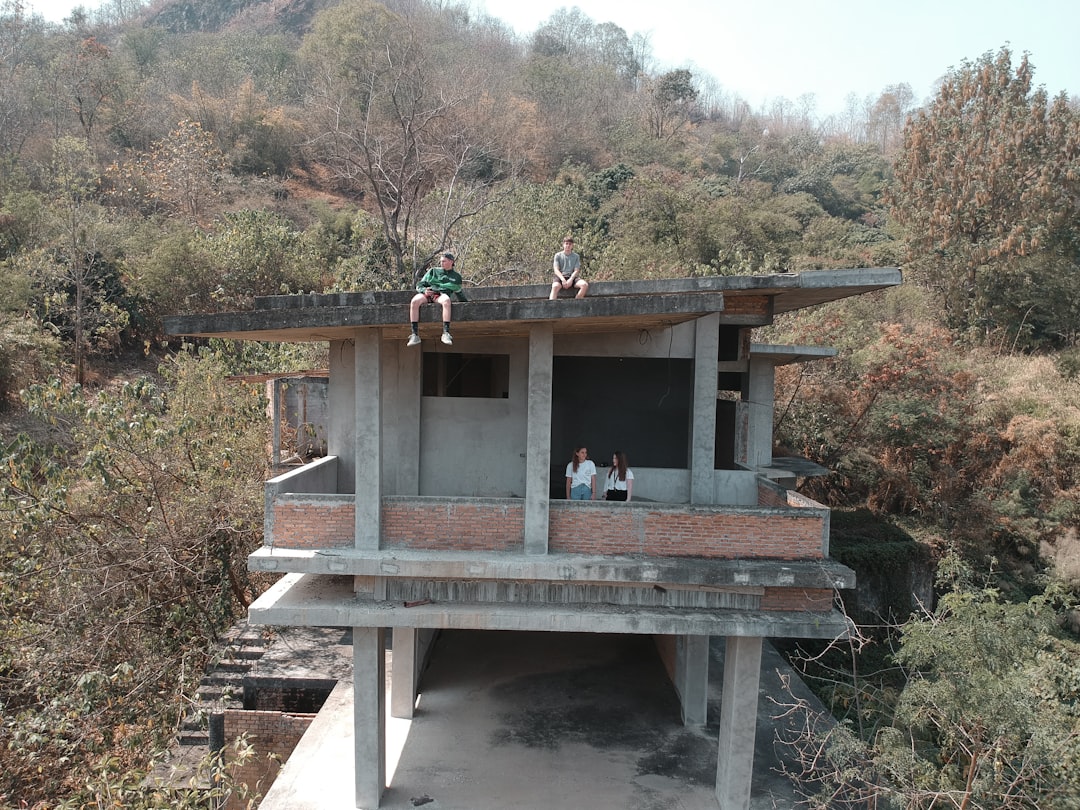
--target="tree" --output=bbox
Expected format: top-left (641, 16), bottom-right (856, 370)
top-left (778, 557), bottom-right (1080, 809)
top-left (888, 46), bottom-right (1080, 339)
top-left (299, 0), bottom-right (528, 284)
top-left (132, 119), bottom-right (227, 220)
top-left (0, 349), bottom-right (269, 805)
top-left (865, 83), bottom-right (914, 155)
top-left (642, 68), bottom-right (698, 140)
top-left (42, 136), bottom-right (129, 384)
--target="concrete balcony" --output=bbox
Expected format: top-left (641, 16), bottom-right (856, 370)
top-left (251, 455), bottom-right (853, 639)
top-left (261, 455), bottom-right (836, 561)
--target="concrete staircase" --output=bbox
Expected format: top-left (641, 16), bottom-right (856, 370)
top-left (178, 622), bottom-right (269, 748)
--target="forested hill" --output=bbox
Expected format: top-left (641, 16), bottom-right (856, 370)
top-left (2, 0), bottom-right (1080, 806)
top-left (142, 0), bottom-right (337, 34)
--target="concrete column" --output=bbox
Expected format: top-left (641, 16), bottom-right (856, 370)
top-left (691, 314), bottom-right (720, 504)
top-left (525, 323), bottom-right (554, 555)
top-left (743, 358), bottom-right (776, 468)
top-left (715, 635), bottom-right (763, 810)
top-left (354, 329), bottom-right (381, 550)
top-left (353, 626), bottom-right (386, 810)
top-left (674, 635), bottom-right (710, 727)
top-left (390, 628), bottom-right (418, 719)
top-left (329, 339), bottom-right (357, 493)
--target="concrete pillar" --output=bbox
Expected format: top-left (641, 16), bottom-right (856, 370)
top-left (742, 358), bottom-right (776, 468)
top-left (715, 635), bottom-right (763, 810)
top-left (354, 329), bottom-right (381, 550)
top-left (691, 314), bottom-right (720, 504)
top-left (353, 626), bottom-right (386, 809)
top-left (390, 628), bottom-right (418, 719)
top-left (525, 323), bottom-right (554, 555)
top-left (329, 339), bottom-right (357, 493)
top-left (674, 635), bottom-right (710, 726)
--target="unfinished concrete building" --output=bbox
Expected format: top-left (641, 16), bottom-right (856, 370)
top-left (164, 268), bottom-right (901, 809)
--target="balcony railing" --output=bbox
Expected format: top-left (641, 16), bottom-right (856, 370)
top-left (262, 457), bottom-right (831, 561)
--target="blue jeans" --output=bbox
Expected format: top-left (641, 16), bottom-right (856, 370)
top-left (570, 484), bottom-right (592, 500)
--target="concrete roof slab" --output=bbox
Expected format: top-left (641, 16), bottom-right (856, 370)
top-left (164, 268), bottom-right (901, 343)
top-left (249, 573), bottom-right (854, 640)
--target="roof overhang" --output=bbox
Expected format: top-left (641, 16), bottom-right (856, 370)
top-left (164, 268), bottom-right (901, 343)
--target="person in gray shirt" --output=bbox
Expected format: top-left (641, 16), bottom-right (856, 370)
top-left (549, 236), bottom-right (589, 299)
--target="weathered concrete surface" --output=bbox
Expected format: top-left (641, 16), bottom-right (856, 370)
top-left (248, 572), bottom-right (853, 640)
top-left (163, 269), bottom-right (902, 343)
top-left (259, 629), bottom-right (828, 810)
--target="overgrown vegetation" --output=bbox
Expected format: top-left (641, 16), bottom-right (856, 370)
top-left (1, 0), bottom-right (1079, 805)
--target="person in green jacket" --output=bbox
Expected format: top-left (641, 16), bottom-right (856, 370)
top-left (407, 252), bottom-right (464, 346)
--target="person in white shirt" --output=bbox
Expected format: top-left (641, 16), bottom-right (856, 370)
top-left (602, 450), bottom-right (634, 502)
top-left (564, 445), bottom-right (596, 500)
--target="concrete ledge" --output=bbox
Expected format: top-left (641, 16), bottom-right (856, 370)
top-left (248, 546), bottom-right (855, 589)
top-left (249, 573), bottom-right (853, 640)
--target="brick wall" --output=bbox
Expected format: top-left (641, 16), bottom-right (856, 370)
top-left (757, 479), bottom-right (789, 507)
top-left (270, 495), bottom-right (354, 549)
top-left (760, 587), bottom-right (834, 612)
top-left (221, 709), bottom-right (314, 810)
top-left (268, 497), bottom-right (826, 560)
top-left (548, 505), bottom-right (825, 559)
top-left (382, 499), bottom-right (525, 551)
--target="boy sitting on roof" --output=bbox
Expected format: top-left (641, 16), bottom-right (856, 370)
top-left (407, 252), bottom-right (465, 346)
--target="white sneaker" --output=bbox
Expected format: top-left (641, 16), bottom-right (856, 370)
top-left (441, 332), bottom-right (453, 345)
top-left (407, 333), bottom-right (421, 346)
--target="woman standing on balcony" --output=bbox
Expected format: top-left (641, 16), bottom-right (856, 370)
top-left (565, 446), bottom-right (596, 500)
top-left (602, 451), bottom-right (634, 502)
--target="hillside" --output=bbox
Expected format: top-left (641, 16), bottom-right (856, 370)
top-left (1, 0), bottom-right (1079, 805)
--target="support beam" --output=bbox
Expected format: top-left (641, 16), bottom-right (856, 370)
top-left (715, 635), bottom-right (763, 810)
top-left (390, 628), bottom-right (418, 719)
top-left (328, 339), bottom-right (356, 493)
top-left (674, 635), bottom-right (710, 727)
top-left (354, 330), bottom-right (381, 550)
top-left (691, 314), bottom-right (720, 504)
top-left (353, 627), bottom-right (386, 809)
top-left (742, 357), bottom-right (776, 468)
top-left (525, 323), bottom-right (553, 555)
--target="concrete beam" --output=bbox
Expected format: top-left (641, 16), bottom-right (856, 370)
top-left (716, 635), bottom-right (763, 810)
top-left (353, 627), bottom-right (386, 809)
top-left (691, 314), bottom-right (720, 505)
top-left (675, 635), bottom-right (710, 727)
top-left (248, 547), bottom-right (856, 590)
top-left (390, 627), bottom-right (418, 719)
top-left (248, 574), bottom-right (853, 640)
top-left (525, 324), bottom-right (553, 554)
top-left (354, 330), bottom-right (381, 550)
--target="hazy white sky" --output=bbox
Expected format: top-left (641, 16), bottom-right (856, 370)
top-left (23, 0), bottom-right (1079, 118)
top-left (471, 0), bottom-right (1078, 117)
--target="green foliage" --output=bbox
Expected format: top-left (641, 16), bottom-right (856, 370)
top-left (889, 46), bottom-right (1080, 344)
top-left (0, 348), bottom-right (269, 805)
top-left (830, 509), bottom-right (931, 622)
top-left (207, 209), bottom-right (323, 306)
top-left (784, 558), bottom-right (1080, 809)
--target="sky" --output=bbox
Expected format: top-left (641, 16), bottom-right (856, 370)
top-left (470, 0), bottom-right (1079, 117)
top-left (22, 0), bottom-right (1079, 119)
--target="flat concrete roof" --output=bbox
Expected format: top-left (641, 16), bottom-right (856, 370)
top-left (258, 629), bottom-right (827, 809)
top-left (164, 268), bottom-right (901, 343)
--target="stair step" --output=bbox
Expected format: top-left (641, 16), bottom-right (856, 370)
top-left (225, 646), bottom-right (265, 661)
top-left (197, 683), bottom-right (242, 701)
top-left (179, 730), bottom-right (209, 746)
top-left (211, 661), bottom-right (251, 674)
top-left (200, 672), bottom-right (246, 687)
